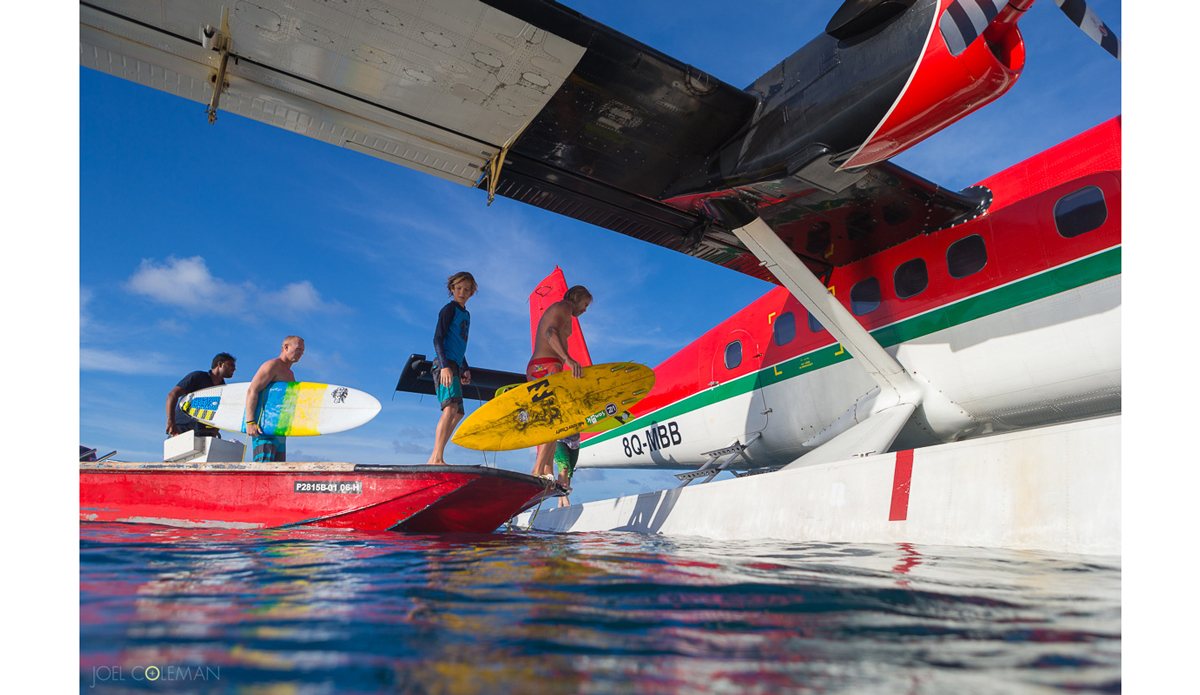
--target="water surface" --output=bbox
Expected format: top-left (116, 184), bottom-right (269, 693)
top-left (80, 523), bottom-right (1120, 693)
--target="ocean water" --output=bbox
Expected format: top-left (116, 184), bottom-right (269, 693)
top-left (80, 523), bottom-right (1120, 694)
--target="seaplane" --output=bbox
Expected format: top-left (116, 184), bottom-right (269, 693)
top-left (79, 0), bottom-right (1121, 553)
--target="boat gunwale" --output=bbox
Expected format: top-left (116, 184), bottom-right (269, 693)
top-left (80, 461), bottom-right (563, 489)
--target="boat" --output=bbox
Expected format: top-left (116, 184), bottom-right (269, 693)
top-left (80, 461), bottom-right (565, 533)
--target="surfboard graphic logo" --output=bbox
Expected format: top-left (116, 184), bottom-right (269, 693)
top-left (453, 363), bottom-right (655, 451)
top-left (183, 395), bottom-right (221, 422)
top-left (332, 387), bottom-right (349, 404)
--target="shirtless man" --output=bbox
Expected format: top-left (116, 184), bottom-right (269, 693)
top-left (245, 335), bottom-right (305, 462)
top-left (528, 286), bottom-right (592, 494)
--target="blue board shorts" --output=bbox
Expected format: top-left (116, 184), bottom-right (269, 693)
top-left (436, 365), bottom-right (464, 415)
top-left (252, 435), bottom-right (286, 462)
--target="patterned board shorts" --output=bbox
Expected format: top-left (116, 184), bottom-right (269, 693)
top-left (252, 435), bottom-right (286, 462)
top-left (436, 364), bottom-right (464, 414)
top-left (526, 357), bottom-right (562, 381)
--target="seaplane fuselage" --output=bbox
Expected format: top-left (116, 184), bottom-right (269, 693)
top-left (579, 117), bottom-right (1120, 471)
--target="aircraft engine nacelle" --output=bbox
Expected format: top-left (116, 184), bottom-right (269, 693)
top-left (836, 0), bottom-right (1026, 169)
top-left (674, 0), bottom-right (1024, 198)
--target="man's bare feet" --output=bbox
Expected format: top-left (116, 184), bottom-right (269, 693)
top-left (426, 460), bottom-right (450, 465)
top-left (557, 496), bottom-right (570, 508)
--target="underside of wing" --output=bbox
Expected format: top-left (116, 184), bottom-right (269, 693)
top-left (82, 0), bottom-right (597, 186)
top-left (81, 0), bottom-right (995, 283)
top-left (494, 155), bottom-right (989, 282)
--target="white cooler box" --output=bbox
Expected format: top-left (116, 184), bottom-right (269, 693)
top-left (164, 430), bottom-right (245, 463)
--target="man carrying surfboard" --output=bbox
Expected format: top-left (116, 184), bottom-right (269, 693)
top-left (528, 285), bottom-right (592, 497)
top-left (427, 272), bottom-right (476, 465)
top-left (166, 353), bottom-right (236, 437)
top-left (245, 335), bottom-right (305, 462)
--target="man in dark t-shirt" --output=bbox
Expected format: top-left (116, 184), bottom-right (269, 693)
top-left (166, 353), bottom-right (237, 436)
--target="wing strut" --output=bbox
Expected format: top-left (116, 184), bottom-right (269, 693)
top-left (703, 201), bottom-right (951, 467)
top-left (707, 201), bottom-right (922, 406)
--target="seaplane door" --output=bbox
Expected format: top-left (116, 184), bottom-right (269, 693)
top-left (709, 328), bottom-right (769, 441)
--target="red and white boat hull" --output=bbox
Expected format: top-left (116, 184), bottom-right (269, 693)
top-left (80, 462), bottom-right (562, 533)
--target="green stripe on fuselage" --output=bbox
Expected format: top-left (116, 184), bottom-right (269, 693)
top-left (584, 246), bottom-right (1121, 448)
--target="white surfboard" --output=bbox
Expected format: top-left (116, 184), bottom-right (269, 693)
top-left (181, 381), bottom-right (381, 436)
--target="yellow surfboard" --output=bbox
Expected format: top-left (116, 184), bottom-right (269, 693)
top-left (492, 382), bottom-right (634, 434)
top-left (452, 362), bottom-right (655, 451)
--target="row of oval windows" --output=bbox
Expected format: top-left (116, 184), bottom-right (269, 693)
top-left (720, 186), bottom-right (1108, 369)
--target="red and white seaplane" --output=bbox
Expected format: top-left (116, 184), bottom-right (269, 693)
top-left (80, 0), bottom-right (1120, 551)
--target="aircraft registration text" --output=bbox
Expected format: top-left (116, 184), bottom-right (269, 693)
top-left (623, 421), bottom-right (683, 458)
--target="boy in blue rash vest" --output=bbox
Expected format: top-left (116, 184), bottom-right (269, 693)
top-left (427, 272), bottom-right (476, 465)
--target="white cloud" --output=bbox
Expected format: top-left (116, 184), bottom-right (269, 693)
top-left (80, 286), bottom-right (93, 332)
top-left (126, 256), bottom-right (249, 314)
top-left (259, 280), bottom-right (345, 316)
top-left (288, 349), bottom-right (355, 382)
top-left (80, 347), bottom-right (177, 375)
top-left (125, 256), bottom-right (343, 320)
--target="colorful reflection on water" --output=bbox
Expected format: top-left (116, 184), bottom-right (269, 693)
top-left (81, 524), bottom-right (1119, 693)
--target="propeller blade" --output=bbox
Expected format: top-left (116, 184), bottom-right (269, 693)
top-left (938, 0), bottom-right (1006, 56)
top-left (1055, 0), bottom-right (1120, 60)
top-left (939, 0), bottom-right (1120, 62)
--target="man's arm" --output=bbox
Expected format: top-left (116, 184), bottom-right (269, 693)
top-left (166, 385), bottom-right (187, 435)
top-left (244, 361), bottom-right (277, 437)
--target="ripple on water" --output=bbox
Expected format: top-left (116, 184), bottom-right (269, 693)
top-left (80, 524), bottom-right (1120, 694)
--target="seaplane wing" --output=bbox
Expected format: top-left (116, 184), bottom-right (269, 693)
top-left (80, 0), bottom-right (1095, 283)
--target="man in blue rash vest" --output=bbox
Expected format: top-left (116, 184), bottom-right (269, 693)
top-left (427, 272), bottom-right (476, 465)
top-left (245, 335), bottom-right (305, 462)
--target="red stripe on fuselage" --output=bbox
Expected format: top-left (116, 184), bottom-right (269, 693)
top-left (889, 449), bottom-right (915, 521)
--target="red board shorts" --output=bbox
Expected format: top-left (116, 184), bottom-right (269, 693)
top-left (526, 357), bottom-right (562, 382)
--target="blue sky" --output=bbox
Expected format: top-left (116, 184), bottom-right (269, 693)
top-left (72, 0), bottom-right (1121, 504)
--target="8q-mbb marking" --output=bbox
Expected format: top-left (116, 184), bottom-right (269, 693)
top-left (623, 421), bottom-right (683, 457)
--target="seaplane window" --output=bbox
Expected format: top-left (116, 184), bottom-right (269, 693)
top-left (773, 312), bottom-right (796, 346)
top-left (808, 311), bottom-right (825, 333)
top-left (894, 258), bottom-right (928, 299)
top-left (947, 235), bottom-right (987, 279)
top-left (1054, 186), bottom-right (1107, 238)
top-left (850, 277), bottom-right (881, 315)
top-left (724, 340), bottom-right (742, 370)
